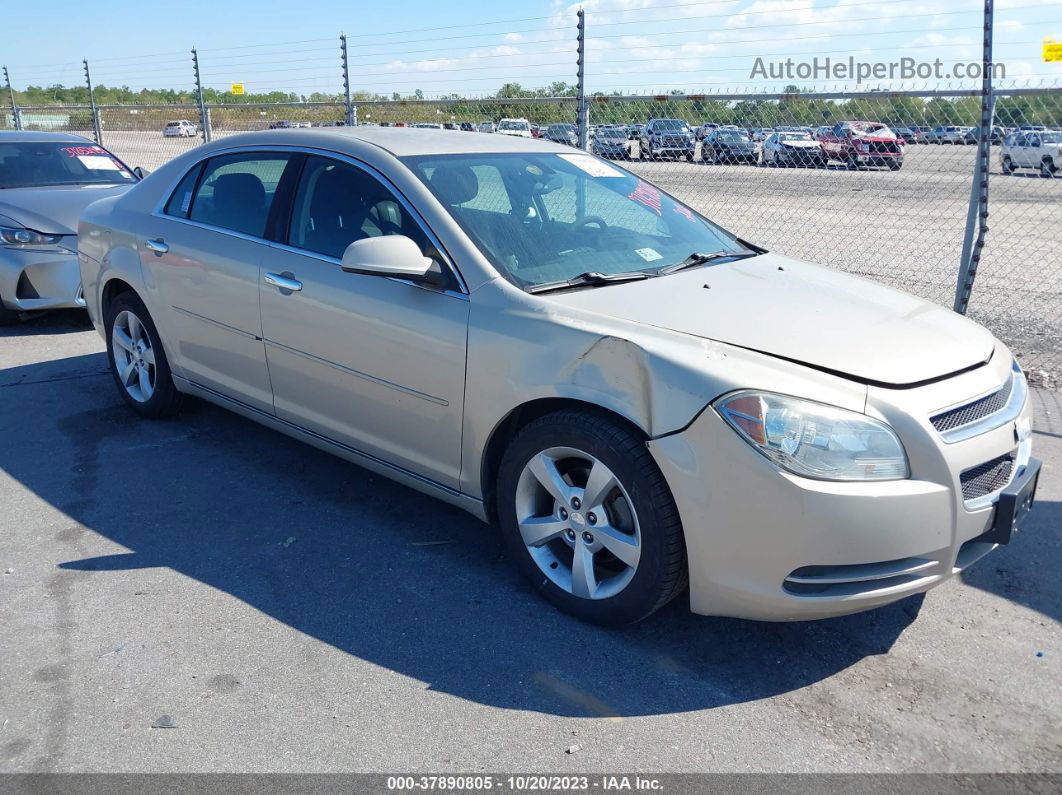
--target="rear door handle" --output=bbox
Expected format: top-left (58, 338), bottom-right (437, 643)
top-left (263, 272), bottom-right (303, 293)
top-left (144, 238), bottom-right (169, 255)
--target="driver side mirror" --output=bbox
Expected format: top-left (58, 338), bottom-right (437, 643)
top-left (133, 166), bottom-right (150, 179)
top-left (340, 235), bottom-right (446, 287)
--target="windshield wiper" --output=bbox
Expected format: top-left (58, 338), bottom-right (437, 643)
top-left (657, 249), bottom-right (761, 275)
top-left (527, 270), bottom-right (650, 294)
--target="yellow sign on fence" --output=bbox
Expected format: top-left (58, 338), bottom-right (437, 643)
top-left (1044, 38), bottom-right (1062, 63)
top-left (231, 83), bottom-right (245, 95)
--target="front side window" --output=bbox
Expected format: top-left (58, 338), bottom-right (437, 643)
top-left (0, 142), bottom-right (137, 189)
top-left (409, 152), bottom-right (747, 289)
top-left (288, 156), bottom-right (431, 260)
top-left (188, 153), bottom-right (291, 237)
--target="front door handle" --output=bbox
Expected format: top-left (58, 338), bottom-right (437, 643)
top-left (263, 272), bottom-right (303, 293)
top-left (144, 238), bottom-right (169, 255)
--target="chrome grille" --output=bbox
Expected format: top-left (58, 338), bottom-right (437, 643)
top-left (960, 454), bottom-right (1014, 501)
top-left (931, 376), bottom-right (1013, 433)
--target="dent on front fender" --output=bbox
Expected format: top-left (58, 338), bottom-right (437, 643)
top-left (458, 279), bottom-right (867, 501)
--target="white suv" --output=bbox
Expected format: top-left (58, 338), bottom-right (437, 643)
top-left (496, 118), bottom-right (532, 138)
top-left (1001, 130), bottom-right (1062, 177)
top-left (163, 120), bottom-right (198, 138)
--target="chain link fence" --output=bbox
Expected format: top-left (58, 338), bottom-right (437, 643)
top-left (2, 87), bottom-right (1059, 384)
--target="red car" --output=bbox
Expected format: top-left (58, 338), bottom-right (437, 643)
top-left (820, 121), bottom-right (904, 170)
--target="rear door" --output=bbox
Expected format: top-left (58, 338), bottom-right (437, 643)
top-left (140, 151), bottom-right (297, 412)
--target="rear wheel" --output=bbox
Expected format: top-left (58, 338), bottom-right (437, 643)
top-left (0, 295), bottom-right (20, 326)
top-left (1001, 155), bottom-right (1014, 174)
top-left (105, 291), bottom-right (185, 418)
top-left (1041, 158), bottom-right (1056, 178)
top-left (497, 410), bottom-right (687, 625)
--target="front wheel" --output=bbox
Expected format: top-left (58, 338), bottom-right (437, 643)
top-left (1041, 158), bottom-right (1056, 178)
top-left (105, 291), bottom-right (185, 418)
top-left (497, 410), bottom-right (687, 625)
top-left (1001, 155), bottom-right (1014, 174)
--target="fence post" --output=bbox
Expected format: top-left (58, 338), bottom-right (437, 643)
top-left (576, 9), bottom-right (589, 151)
top-left (954, 0), bottom-right (994, 315)
top-left (341, 34), bottom-right (355, 126)
top-left (83, 59), bottom-right (103, 144)
top-left (192, 48), bottom-right (211, 143)
top-left (3, 66), bottom-right (21, 131)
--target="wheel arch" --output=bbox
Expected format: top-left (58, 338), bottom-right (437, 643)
top-left (479, 397), bottom-right (649, 525)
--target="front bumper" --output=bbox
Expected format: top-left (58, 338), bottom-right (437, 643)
top-left (717, 149), bottom-right (757, 160)
top-left (648, 350), bottom-right (1035, 620)
top-left (0, 245), bottom-right (85, 311)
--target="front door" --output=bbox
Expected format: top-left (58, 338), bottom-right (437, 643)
top-left (259, 155), bottom-right (469, 488)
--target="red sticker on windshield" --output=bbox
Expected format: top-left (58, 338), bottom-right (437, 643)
top-left (628, 181), bottom-right (662, 216)
top-left (59, 145), bottom-right (108, 158)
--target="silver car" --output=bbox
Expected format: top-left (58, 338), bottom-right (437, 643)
top-left (79, 129), bottom-right (1040, 625)
top-left (1, 132), bottom-right (138, 323)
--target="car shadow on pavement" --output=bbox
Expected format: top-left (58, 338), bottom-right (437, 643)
top-left (0, 309), bottom-right (94, 337)
top-left (3, 351), bottom-right (1052, 718)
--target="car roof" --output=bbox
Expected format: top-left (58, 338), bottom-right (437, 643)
top-left (208, 127), bottom-right (574, 157)
top-left (0, 130), bottom-right (97, 143)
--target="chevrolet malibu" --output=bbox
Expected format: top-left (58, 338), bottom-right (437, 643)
top-left (78, 129), bottom-right (1040, 625)
top-left (1, 131), bottom-right (139, 323)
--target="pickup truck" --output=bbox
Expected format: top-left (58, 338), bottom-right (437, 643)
top-left (820, 121), bottom-right (903, 170)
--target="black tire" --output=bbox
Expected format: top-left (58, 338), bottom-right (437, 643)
top-left (1041, 158), bottom-right (1056, 179)
top-left (104, 291), bottom-right (185, 418)
top-left (1001, 156), bottom-right (1014, 175)
top-left (0, 296), bottom-right (20, 326)
top-left (496, 409), bottom-right (687, 626)
top-left (887, 160), bottom-right (902, 171)
top-left (846, 152), bottom-right (860, 170)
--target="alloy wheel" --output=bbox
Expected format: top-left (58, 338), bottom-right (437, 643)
top-left (514, 446), bottom-right (641, 600)
top-left (111, 309), bottom-right (156, 403)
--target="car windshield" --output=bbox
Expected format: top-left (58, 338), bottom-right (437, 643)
top-left (716, 131), bottom-right (749, 142)
top-left (778, 133), bottom-right (811, 141)
top-left (499, 121), bottom-right (529, 131)
top-left (550, 125), bottom-right (575, 133)
top-left (1041, 132), bottom-right (1062, 143)
top-left (598, 127), bottom-right (625, 139)
top-left (0, 142), bottom-right (137, 189)
top-left (654, 120), bottom-right (689, 131)
top-left (408, 152), bottom-right (748, 290)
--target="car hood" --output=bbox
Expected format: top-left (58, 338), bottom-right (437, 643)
top-left (780, 140), bottom-right (821, 148)
top-left (546, 253), bottom-right (995, 387)
top-left (0, 183), bottom-right (133, 235)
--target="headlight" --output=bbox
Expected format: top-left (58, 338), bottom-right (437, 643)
top-left (715, 390), bottom-right (909, 481)
top-left (0, 225), bottom-right (64, 248)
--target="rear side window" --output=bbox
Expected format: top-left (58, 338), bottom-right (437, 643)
top-left (188, 153), bottom-right (292, 237)
top-left (164, 163), bottom-right (202, 219)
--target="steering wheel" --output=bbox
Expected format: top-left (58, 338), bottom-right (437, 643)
top-left (574, 215), bottom-right (609, 231)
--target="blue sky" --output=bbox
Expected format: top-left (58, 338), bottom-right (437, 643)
top-left (3, 0), bottom-right (1060, 96)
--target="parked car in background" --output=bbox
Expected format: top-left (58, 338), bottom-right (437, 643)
top-left (695, 123), bottom-right (718, 140)
top-left (759, 131), bottom-right (826, 168)
top-left (0, 131), bottom-right (140, 323)
top-left (626, 124), bottom-right (645, 140)
top-left (591, 125), bottom-right (630, 159)
top-left (812, 125), bottom-right (833, 141)
top-left (268, 120), bottom-right (299, 130)
top-left (497, 118), bottom-right (533, 138)
top-left (701, 128), bottom-right (757, 164)
top-left (476, 121), bottom-right (495, 133)
top-left (924, 125), bottom-right (970, 144)
top-left (892, 126), bottom-right (915, 142)
top-left (414, 122), bottom-right (444, 129)
top-left (78, 127), bottom-right (1040, 625)
top-left (459, 122), bottom-right (476, 132)
top-left (163, 120), bottom-right (198, 138)
top-left (1000, 129), bottom-right (1062, 177)
top-left (963, 126), bottom-right (1005, 145)
top-left (545, 123), bottom-right (579, 146)
top-left (750, 127), bottom-right (774, 142)
top-left (639, 118), bottom-right (695, 161)
top-left (820, 121), bottom-right (903, 170)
